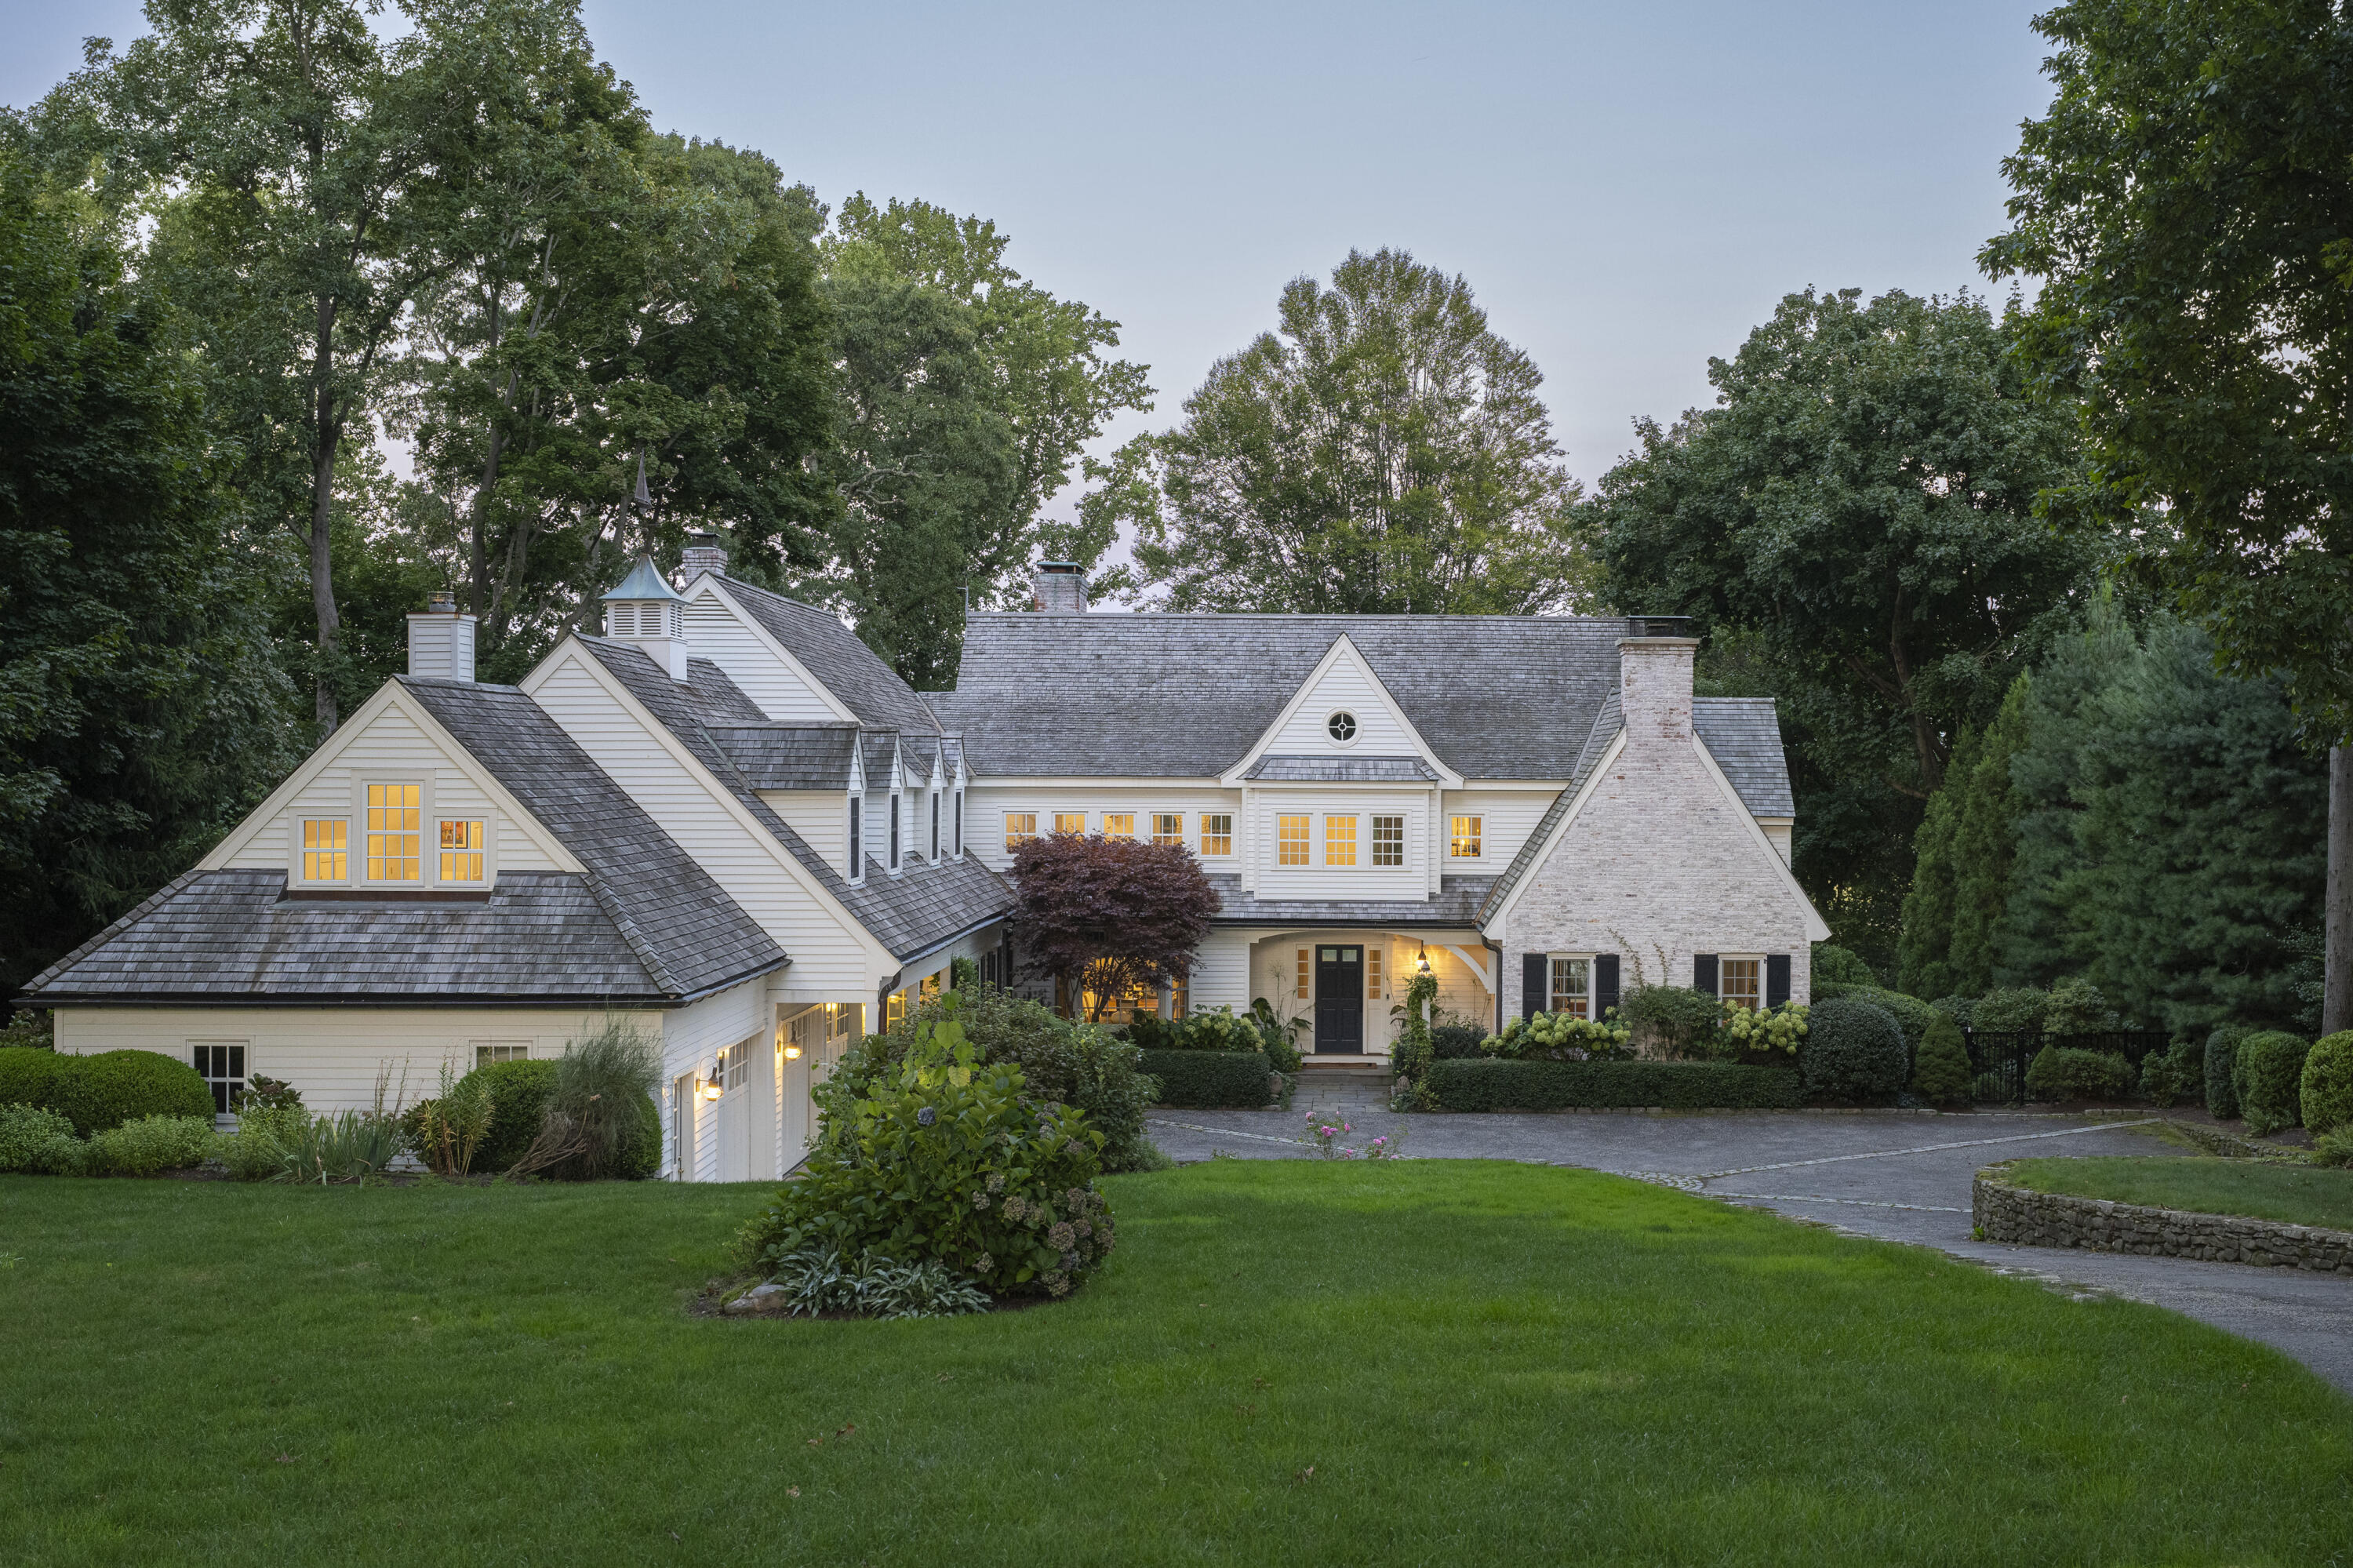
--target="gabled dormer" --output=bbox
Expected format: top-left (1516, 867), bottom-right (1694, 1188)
top-left (601, 556), bottom-right (690, 682)
top-left (1220, 633), bottom-right (1463, 789)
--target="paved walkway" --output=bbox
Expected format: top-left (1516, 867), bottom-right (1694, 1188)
top-left (1146, 1103), bottom-right (2353, 1395)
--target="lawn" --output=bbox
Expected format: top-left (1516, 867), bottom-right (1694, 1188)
top-left (2006, 1155), bottom-right (2353, 1231)
top-left (2, 1162), bottom-right (2348, 1567)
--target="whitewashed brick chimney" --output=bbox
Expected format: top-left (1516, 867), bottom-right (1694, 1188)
top-left (1033, 561), bottom-right (1088, 613)
top-left (681, 532), bottom-right (727, 580)
top-left (1618, 618), bottom-right (1698, 749)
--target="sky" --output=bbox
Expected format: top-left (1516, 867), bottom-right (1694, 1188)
top-left (3, 0), bottom-right (2057, 495)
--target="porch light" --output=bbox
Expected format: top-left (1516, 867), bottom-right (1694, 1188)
top-left (701, 1075), bottom-right (723, 1101)
top-left (1415, 947), bottom-right (1432, 977)
top-left (782, 1045), bottom-right (802, 1061)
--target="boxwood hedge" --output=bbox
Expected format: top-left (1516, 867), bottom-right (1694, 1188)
top-left (0, 1047), bottom-right (214, 1135)
top-left (1137, 1048), bottom-right (1273, 1108)
top-left (1424, 1059), bottom-right (1803, 1111)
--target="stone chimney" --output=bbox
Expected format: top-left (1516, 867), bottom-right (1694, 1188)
top-left (682, 531), bottom-right (727, 580)
top-left (1617, 616), bottom-right (1697, 748)
top-left (1033, 560), bottom-right (1088, 613)
top-left (406, 589), bottom-right (477, 682)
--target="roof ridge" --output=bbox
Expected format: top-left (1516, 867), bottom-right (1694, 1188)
top-left (582, 871), bottom-right (683, 997)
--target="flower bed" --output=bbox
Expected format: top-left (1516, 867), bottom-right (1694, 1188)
top-left (1424, 1058), bottom-right (1804, 1111)
top-left (1137, 1048), bottom-right (1274, 1108)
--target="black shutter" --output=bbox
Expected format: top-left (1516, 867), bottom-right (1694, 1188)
top-left (1766, 954), bottom-right (1791, 1008)
top-left (1595, 955), bottom-right (1620, 1017)
top-left (1693, 954), bottom-right (1718, 997)
top-left (1522, 953), bottom-right (1547, 1020)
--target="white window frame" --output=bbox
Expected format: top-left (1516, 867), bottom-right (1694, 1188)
top-left (1547, 953), bottom-right (1594, 1019)
top-left (1325, 709), bottom-right (1360, 747)
top-left (189, 1040), bottom-right (248, 1118)
top-left (1004, 810), bottom-right (1036, 852)
top-left (1324, 813), bottom-right (1358, 868)
top-left (1200, 813), bottom-right (1234, 857)
top-left (1370, 813), bottom-right (1406, 868)
top-left (953, 789), bottom-right (964, 858)
top-left (1151, 811), bottom-right (1184, 848)
top-left (1449, 813), bottom-right (1484, 860)
top-left (929, 790), bottom-right (941, 863)
top-left (847, 794), bottom-right (865, 882)
top-left (889, 791), bottom-right (902, 871)
top-left (293, 815), bottom-right (351, 886)
top-left (472, 1041), bottom-right (532, 1066)
top-left (1718, 954), bottom-right (1765, 1012)
top-left (358, 778), bottom-right (429, 886)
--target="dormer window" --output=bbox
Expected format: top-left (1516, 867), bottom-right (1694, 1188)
top-left (929, 791), bottom-right (941, 861)
top-left (953, 790), bottom-right (964, 857)
top-left (889, 793), bottom-right (901, 871)
top-left (847, 795), bottom-right (864, 882)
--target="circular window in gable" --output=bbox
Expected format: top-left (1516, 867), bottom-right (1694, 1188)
top-left (1326, 710), bottom-right (1358, 743)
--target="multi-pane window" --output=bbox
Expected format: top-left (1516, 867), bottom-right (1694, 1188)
top-left (1054, 812), bottom-right (1087, 836)
top-left (1003, 810), bottom-right (1035, 850)
top-left (1371, 815), bottom-right (1405, 867)
top-left (1277, 814), bottom-right (1311, 866)
top-left (191, 1042), bottom-right (245, 1115)
top-left (1450, 815), bottom-right (1482, 858)
top-left (886, 991), bottom-right (906, 1030)
top-left (723, 1042), bottom-right (749, 1092)
top-left (474, 1042), bottom-right (530, 1066)
top-left (1102, 813), bottom-right (1135, 839)
top-left (1367, 947), bottom-right (1384, 1000)
top-left (301, 819), bottom-right (347, 882)
top-left (1295, 946), bottom-right (1311, 1000)
top-left (1201, 813), bottom-right (1233, 855)
top-left (1325, 814), bottom-right (1357, 867)
top-left (438, 819), bottom-right (486, 882)
top-left (826, 1002), bottom-right (860, 1041)
top-left (1152, 813), bottom-right (1184, 847)
top-left (1550, 956), bottom-right (1591, 1019)
top-left (365, 784), bottom-right (421, 881)
top-left (1720, 957), bottom-right (1762, 1011)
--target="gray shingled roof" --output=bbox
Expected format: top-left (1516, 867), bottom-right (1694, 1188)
top-left (714, 577), bottom-right (943, 734)
top-left (20, 869), bottom-right (689, 1005)
top-left (583, 641), bottom-right (1013, 962)
top-left (707, 726), bottom-right (860, 791)
top-left (1243, 755), bottom-right (1440, 783)
top-left (1475, 697), bottom-right (1795, 924)
top-left (1204, 874), bottom-right (1497, 928)
top-left (683, 660), bottom-right (770, 725)
top-left (941, 613), bottom-right (1632, 779)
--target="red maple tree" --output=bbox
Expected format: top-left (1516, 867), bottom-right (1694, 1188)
top-left (1008, 833), bottom-right (1221, 1022)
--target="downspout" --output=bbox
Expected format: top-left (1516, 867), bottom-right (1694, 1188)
top-left (1485, 938), bottom-right (1504, 1035)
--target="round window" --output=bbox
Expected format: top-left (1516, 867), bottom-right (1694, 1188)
top-left (1326, 711), bottom-right (1358, 742)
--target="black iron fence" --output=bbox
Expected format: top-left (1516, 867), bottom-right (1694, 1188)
top-left (1962, 1030), bottom-right (2172, 1105)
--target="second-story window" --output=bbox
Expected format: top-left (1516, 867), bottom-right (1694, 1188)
top-left (1151, 813), bottom-right (1183, 847)
top-left (1005, 811), bottom-right (1035, 850)
top-left (1277, 814), bottom-right (1310, 866)
top-left (1102, 813), bottom-right (1135, 839)
top-left (1450, 815), bottom-right (1483, 858)
top-left (1325, 814), bottom-right (1357, 867)
top-left (1371, 815), bottom-right (1404, 867)
top-left (930, 792), bottom-right (941, 860)
top-left (954, 791), bottom-right (964, 856)
top-left (1054, 812), bottom-right (1086, 836)
top-left (889, 793), bottom-right (901, 869)
top-left (847, 796), bottom-right (863, 881)
top-left (1200, 813), bottom-right (1232, 856)
top-left (301, 819), bottom-right (348, 882)
top-left (365, 784), bottom-right (421, 882)
top-left (438, 819), bottom-right (486, 882)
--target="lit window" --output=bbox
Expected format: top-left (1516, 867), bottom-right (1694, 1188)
top-left (1450, 815), bottom-right (1482, 858)
top-left (1371, 815), bottom-right (1404, 867)
top-left (1200, 813), bottom-right (1232, 855)
top-left (365, 784), bottom-right (421, 881)
top-left (1295, 946), bottom-right (1311, 1001)
top-left (1152, 813), bottom-right (1183, 847)
top-left (438, 819), bottom-right (486, 882)
top-left (1550, 957), bottom-right (1591, 1019)
top-left (1004, 811), bottom-right (1035, 850)
top-left (1368, 947), bottom-right (1384, 1001)
top-left (301, 819), bottom-right (347, 882)
top-left (886, 991), bottom-right (906, 1030)
top-left (1720, 957), bottom-right (1762, 1011)
top-left (1325, 814), bottom-right (1357, 867)
top-left (1103, 813), bottom-right (1135, 839)
top-left (191, 1042), bottom-right (246, 1115)
top-left (1054, 812), bottom-right (1086, 836)
top-left (849, 797), bottom-right (864, 879)
top-left (920, 971), bottom-right (941, 1002)
top-left (1278, 815), bottom-right (1310, 866)
top-left (473, 1042), bottom-right (530, 1066)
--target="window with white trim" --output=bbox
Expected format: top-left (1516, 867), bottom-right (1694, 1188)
top-left (438, 819), bottom-right (486, 882)
top-left (930, 791), bottom-right (941, 860)
top-left (848, 795), bottom-right (864, 882)
top-left (1549, 956), bottom-right (1591, 1019)
top-left (1005, 811), bottom-right (1035, 850)
top-left (1325, 813), bottom-right (1357, 867)
top-left (1102, 813), bottom-right (1135, 839)
top-left (1295, 946), bottom-right (1311, 1000)
top-left (954, 790), bottom-right (964, 857)
top-left (1450, 815), bottom-right (1482, 858)
top-left (191, 1041), bottom-right (246, 1115)
top-left (1371, 814), bottom-right (1404, 867)
top-left (1054, 812), bottom-right (1086, 836)
top-left (1277, 814), bottom-right (1310, 866)
top-left (365, 783), bottom-right (422, 881)
top-left (300, 818), bottom-right (347, 882)
top-left (1720, 957), bottom-right (1762, 1011)
top-left (473, 1042), bottom-right (530, 1065)
top-left (1367, 946), bottom-right (1384, 1000)
top-left (1151, 813), bottom-right (1183, 847)
top-left (889, 793), bottom-right (901, 870)
top-left (1200, 813), bottom-right (1232, 856)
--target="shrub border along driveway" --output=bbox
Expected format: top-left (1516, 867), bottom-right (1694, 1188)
top-left (1973, 1161), bottom-right (2353, 1275)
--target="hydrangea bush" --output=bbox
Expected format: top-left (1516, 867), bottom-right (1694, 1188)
top-left (1479, 1011), bottom-right (1633, 1061)
top-left (1715, 1000), bottom-right (1809, 1060)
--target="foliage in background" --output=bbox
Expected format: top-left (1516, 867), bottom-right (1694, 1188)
top-left (1096, 248), bottom-right (1592, 615)
top-left (2024, 1046), bottom-right (2133, 1103)
top-left (1007, 833), bottom-right (1219, 1023)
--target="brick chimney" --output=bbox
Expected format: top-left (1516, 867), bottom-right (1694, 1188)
top-left (406, 590), bottom-right (477, 682)
top-left (682, 531), bottom-right (727, 580)
top-left (1033, 560), bottom-right (1088, 613)
top-left (1617, 616), bottom-right (1697, 748)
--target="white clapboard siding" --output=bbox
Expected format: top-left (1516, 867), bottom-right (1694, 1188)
top-left (52, 1007), bottom-right (652, 1115)
top-left (526, 653), bottom-right (881, 992)
top-left (1184, 930), bottom-right (1256, 1014)
top-left (1251, 794), bottom-right (1428, 900)
top-left (682, 593), bottom-right (846, 722)
top-left (758, 791), bottom-right (849, 875)
top-left (660, 977), bottom-right (770, 1182)
top-left (1441, 788), bottom-right (1564, 872)
top-left (1263, 648), bottom-right (1424, 759)
top-left (965, 785), bottom-right (1243, 873)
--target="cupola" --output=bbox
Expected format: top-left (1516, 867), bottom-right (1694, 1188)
top-left (601, 555), bottom-right (690, 681)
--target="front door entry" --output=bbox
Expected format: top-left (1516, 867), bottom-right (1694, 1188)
top-left (1314, 945), bottom-right (1365, 1053)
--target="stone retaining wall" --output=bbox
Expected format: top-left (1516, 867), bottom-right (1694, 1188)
top-left (1973, 1163), bottom-right (2353, 1275)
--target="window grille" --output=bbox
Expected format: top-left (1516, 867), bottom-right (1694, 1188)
top-left (302, 819), bottom-right (347, 882)
top-left (1054, 812), bottom-right (1086, 836)
top-left (1295, 946), bottom-right (1311, 1000)
top-left (191, 1042), bottom-right (246, 1115)
top-left (1278, 815), bottom-right (1310, 866)
top-left (1371, 815), bottom-right (1404, 867)
top-left (1550, 957), bottom-right (1591, 1019)
top-left (1152, 813), bottom-right (1183, 847)
top-left (1004, 811), bottom-right (1035, 849)
top-left (1325, 814), bottom-right (1357, 867)
top-left (1368, 948), bottom-right (1384, 1000)
top-left (1720, 957), bottom-right (1762, 1011)
top-left (473, 1042), bottom-right (529, 1065)
top-left (365, 784), bottom-right (421, 881)
top-left (1102, 813), bottom-right (1135, 839)
top-left (1200, 814), bottom-right (1232, 856)
top-left (438, 819), bottom-right (485, 882)
top-left (1450, 815), bottom-right (1482, 858)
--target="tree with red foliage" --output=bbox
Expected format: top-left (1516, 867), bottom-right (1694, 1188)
top-left (1008, 833), bottom-right (1220, 1022)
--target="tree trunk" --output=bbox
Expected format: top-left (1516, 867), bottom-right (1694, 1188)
top-left (307, 293), bottom-right (343, 733)
top-left (2326, 744), bottom-right (2353, 1035)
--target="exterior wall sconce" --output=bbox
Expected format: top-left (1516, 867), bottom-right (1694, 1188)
top-left (1415, 946), bottom-right (1432, 977)
top-left (782, 1045), bottom-right (802, 1061)
top-left (700, 1074), bottom-right (723, 1101)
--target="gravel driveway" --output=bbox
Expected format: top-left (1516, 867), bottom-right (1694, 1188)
top-left (1144, 1094), bottom-right (2353, 1395)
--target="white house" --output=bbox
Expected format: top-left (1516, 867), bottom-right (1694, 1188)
top-left (19, 548), bottom-right (1824, 1177)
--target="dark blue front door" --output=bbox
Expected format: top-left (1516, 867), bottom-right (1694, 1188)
top-left (1314, 945), bottom-right (1364, 1053)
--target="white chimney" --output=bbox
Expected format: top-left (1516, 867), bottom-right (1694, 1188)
top-left (1617, 616), bottom-right (1697, 748)
top-left (600, 556), bottom-right (692, 682)
top-left (682, 531), bottom-right (727, 580)
top-left (1034, 560), bottom-right (1088, 613)
top-left (407, 590), bottom-right (477, 682)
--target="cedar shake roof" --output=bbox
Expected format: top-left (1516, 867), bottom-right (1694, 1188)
top-left (1203, 874), bottom-right (1497, 928)
top-left (582, 641), bottom-right (1012, 962)
top-left (715, 577), bottom-right (943, 734)
top-left (1243, 755), bottom-right (1442, 783)
top-left (707, 725), bottom-right (862, 791)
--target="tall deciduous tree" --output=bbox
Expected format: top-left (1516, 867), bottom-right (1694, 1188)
top-left (0, 151), bottom-right (298, 993)
top-left (1104, 247), bottom-right (1588, 615)
top-left (1007, 834), bottom-right (1219, 1024)
top-left (1979, 0), bottom-right (2353, 1031)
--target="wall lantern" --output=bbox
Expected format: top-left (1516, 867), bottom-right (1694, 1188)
top-left (782, 1045), bottom-right (802, 1061)
top-left (1415, 946), bottom-right (1432, 977)
top-left (701, 1073), bottom-right (723, 1101)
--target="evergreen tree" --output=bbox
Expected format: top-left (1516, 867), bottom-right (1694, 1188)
top-left (1948, 678), bottom-right (2030, 993)
top-left (1897, 723), bottom-right (1975, 999)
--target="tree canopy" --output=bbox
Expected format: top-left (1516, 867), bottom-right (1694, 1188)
top-left (1007, 834), bottom-right (1220, 1024)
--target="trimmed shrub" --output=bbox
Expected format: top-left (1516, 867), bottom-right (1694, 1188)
top-left (1811, 944), bottom-right (1878, 988)
top-left (0, 1046), bottom-right (67, 1113)
top-left (2139, 1035), bottom-right (2206, 1108)
top-left (466, 1059), bottom-right (560, 1172)
top-left (1620, 985), bottom-right (1722, 1057)
top-left (2302, 1031), bottom-right (2353, 1137)
top-left (1138, 1049), bottom-right (1272, 1108)
top-left (1973, 988), bottom-right (2050, 1034)
top-left (2235, 1031), bottom-right (2311, 1137)
top-left (87, 1114), bottom-right (216, 1176)
top-left (0, 1104), bottom-right (85, 1173)
top-left (1424, 1059), bottom-right (1802, 1112)
top-left (1430, 1023), bottom-right (1487, 1060)
top-left (1911, 1013), bottom-right (1972, 1105)
top-left (2206, 1024), bottom-right (2248, 1120)
top-left (1842, 988), bottom-right (1937, 1070)
top-left (48, 1050), bottom-right (216, 1135)
top-left (614, 1091), bottom-right (662, 1179)
top-left (2024, 1046), bottom-right (2133, 1103)
top-left (1799, 997), bottom-right (1908, 1104)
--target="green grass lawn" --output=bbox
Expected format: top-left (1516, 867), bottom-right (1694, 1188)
top-left (2006, 1155), bottom-right (2353, 1231)
top-left (3, 1162), bottom-right (2348, 1567)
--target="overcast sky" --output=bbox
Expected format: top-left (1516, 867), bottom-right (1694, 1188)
top-left (5, 0), bottom-right (2056, 494)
